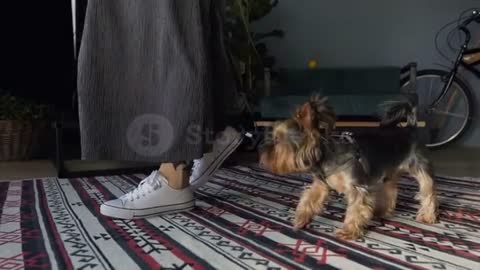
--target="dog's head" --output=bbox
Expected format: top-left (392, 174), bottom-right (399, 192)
top-left (259, 95), bottom-right (335, 174)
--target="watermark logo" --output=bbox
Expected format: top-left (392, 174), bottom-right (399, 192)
top-left (126, 114), bottom-right (174, 157)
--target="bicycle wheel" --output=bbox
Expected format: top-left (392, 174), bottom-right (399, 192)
top-left (400, 69), bottom-right (474, 149)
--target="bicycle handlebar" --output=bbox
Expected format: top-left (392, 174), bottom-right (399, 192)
top-left (458, 11), bottom-right (480, 44)
top-left (461, 10), bottom-right (480, 28)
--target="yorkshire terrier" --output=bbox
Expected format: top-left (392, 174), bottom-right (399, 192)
top-left (259, 95), bottom-right (439, 240)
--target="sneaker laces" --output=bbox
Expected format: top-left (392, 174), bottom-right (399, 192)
top-left (122, 171), bottom-right (163, 202)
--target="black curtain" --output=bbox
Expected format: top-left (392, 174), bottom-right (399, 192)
top-left (0, 1), bottom-right (76, 111)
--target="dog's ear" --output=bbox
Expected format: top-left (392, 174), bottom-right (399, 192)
top-left (294, 102), bottom-right (316, 132)
top-left (310, 95), bottom-right (336, 135)
top-left (294, 95), bottom-right (336, 135)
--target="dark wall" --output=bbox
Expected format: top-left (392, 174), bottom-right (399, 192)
top-left (0, 1), bottom-right (76, 110)
top-left (253, 0), bottom-right (480, 146)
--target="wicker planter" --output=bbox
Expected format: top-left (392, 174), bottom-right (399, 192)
top-left (0, 120), bottom-right (47, 161)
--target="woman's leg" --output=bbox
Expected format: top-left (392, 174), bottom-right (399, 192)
top-left (79, 0), bottom-right (243, 219)
top-left (160, 163), bottom-right (190, 190)
top-left (78, 0), bottom-right (212, 163)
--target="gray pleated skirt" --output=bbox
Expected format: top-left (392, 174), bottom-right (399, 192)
top-left (77, 0), bottom-right (236, 162)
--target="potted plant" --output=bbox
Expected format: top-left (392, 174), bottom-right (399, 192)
top-left (225, 0), bottom-right (284, 108)
top-left (0, 91), bottom-right (49, 161)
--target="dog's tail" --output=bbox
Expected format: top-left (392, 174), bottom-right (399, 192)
top-left (379, 100), bottom-right (417, 128)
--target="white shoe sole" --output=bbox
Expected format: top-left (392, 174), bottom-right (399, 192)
top-left (100, 199), bottom-right (195, 219)
top-left (190, 133), bottom-right (243, 189)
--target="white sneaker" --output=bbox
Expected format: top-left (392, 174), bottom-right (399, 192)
top-left (190, 126), bottom-right (243, 190)
top-left (100, 171), bottom-right (195, 219)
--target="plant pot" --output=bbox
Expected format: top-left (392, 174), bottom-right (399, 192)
top-left (0, 120), bottom-right (47, 161)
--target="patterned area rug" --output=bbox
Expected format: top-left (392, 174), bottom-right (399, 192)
top-left (1, 165), bottom-right (479, 270)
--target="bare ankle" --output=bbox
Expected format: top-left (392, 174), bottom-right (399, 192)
top-left (159, 163), bottom-right (191, 190)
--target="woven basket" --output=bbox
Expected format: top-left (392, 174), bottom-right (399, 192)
top-left (0, 120), bottom-right (34, 161)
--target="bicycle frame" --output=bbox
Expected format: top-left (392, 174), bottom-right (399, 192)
top-left (430, 26), bottom-right (472, 109)
top-left (412, 11), bottom-right (480, 147)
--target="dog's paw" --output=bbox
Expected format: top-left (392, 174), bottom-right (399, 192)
top-left (374, 207), bottom-right (394, 219)
top-left (416, 211), bottom-right (438, 224)
top-left (292, 212), bottom-right (313, 231)
top-left (379, 209), bottom-right (395, 219)
top-left (335, 227), bottom-right (364, 240)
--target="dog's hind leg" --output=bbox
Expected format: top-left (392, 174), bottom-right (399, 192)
top-left (408, 152), bottom-right (439, 224)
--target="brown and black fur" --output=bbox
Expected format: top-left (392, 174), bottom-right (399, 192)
top-left (259, 95), bottom-right (439, 240)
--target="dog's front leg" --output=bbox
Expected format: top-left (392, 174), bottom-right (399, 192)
top-left (293, 178), bottom-right (329, 230)
top-left (374, 173), bottom-right (399, 218)
top-left (336, 186), bottom-right (374, 240)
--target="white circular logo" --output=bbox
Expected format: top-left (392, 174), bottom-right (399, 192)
top-left (126, 114), bottom-right (174, 157)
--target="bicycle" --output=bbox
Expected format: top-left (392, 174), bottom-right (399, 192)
top-left (400, 10), bottom-right (480, 149)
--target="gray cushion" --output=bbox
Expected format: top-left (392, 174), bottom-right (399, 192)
top-left (274, 67), bottom-right (401, 96)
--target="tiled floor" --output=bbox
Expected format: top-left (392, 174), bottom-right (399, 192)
top-left (0, 147), bottom-right (479, 181)
top-left (0, 160), bottom-right (57, 180)
top-left (0, 160), bottom-right (156, 181)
